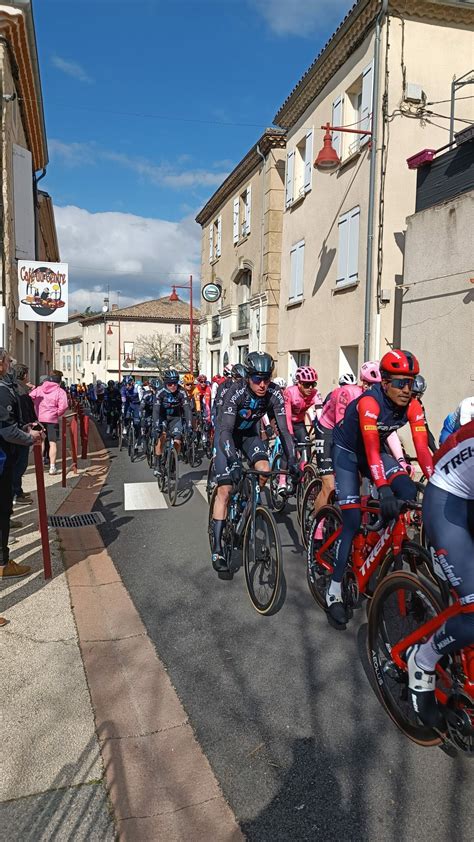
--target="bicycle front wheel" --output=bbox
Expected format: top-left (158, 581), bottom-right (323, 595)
top-left (296, 463), bottom-right (318, 525)
top-left (168, 447), bottom-right (179, 506)
top-left (118, 419), bottom-right (123, 451)
top-left (367, 571), bottom-right (443, 747)
top-left (306, 505), bottom-right (342, 609)
top-left (269, 451), bottom-right (286, 513)
top-left (243, 505), bottom-right (283, 615)
top-left (300, 476), bottom-right (322, 549)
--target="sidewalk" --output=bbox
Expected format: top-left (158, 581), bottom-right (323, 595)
top-left (1, 424), bottom-right (243, 841)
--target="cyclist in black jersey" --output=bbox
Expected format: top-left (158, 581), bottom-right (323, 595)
top-left (210, 352), bottom-right (299, 575)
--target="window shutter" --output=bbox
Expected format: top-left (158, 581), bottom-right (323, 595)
top-left (347, 207), bottom-right (360, 283)
top-left (360, 60), bottom-right (374, 145)
top-left (233, 196), bottom-right (239, 243)
top-left (331, 95), bottom-right (343, 158)
top-left (336, 213), bottom-right (349, 284)
top-left (296, 242), bottom-right (305, 297)
top-left (209, 223), bottom-right (214, 262)
top-left (304, 130), bottom-right (313, 192)
top-left (13, 144), bottom-right (35, 259)
top-left (216, 215), bottom-right (222, 257)
top-left (285, 150), bottom-right (295, 207)
top-left (245, 185), bottom-right (251, 234)
top-left (289, 246), bottom-right (297, 300)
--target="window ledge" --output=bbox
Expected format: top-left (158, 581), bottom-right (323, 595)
top-left (209, 256), bottom-right (220, 266)
top-left (230, 329), bottom-right (249, 340)
top-left (207, 336), bottom-right (222, 345)
top-left (332, 280), bottom-right (359, 294)
top-left (286, 297), bottom-right (304, 309)
top-left (286, 190), bottom-right (308, 211)
top-left (338, 147), bottom-right (364, 171)
top-left (234, 234), bottom-right (249, 247)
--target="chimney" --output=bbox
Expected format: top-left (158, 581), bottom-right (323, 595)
top-left (112, 303), bottom-right (118, 310)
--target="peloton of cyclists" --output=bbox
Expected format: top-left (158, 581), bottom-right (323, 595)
top-left (152, 369), bottom-right (192, 477)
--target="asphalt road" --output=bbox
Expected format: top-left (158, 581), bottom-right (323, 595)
top-left (97, 433), bottom-right (474, 842)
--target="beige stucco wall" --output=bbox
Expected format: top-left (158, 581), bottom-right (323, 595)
top-left (401, 190), bottom-right (474, 439)
top-left (277, 14), bottom-right (474, 396)
top-left (199, 145), bottom-right (285, 374)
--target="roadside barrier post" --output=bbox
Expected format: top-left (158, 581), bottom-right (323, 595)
top-left (81, 413), bottom-right (89, 459)
top-left (61, 416), bottom-right (67, 488)
top-left (33, 441), bottom-right (52, 579)
top-left (69, 415), bottom-right (78, 474)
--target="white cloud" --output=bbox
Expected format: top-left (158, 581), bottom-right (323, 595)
top-left (54, 205), bottom-right (201, 311)
top-left (49, 140), bottom-right (229, 190)
top-left (51, 55), bottom-right (93, 83)
top-left (250, 0), bottom-right (354, 37)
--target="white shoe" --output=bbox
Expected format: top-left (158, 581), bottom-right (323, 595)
top-left (49, 465), bottom-right (58, 476)
top-left (106, 425), bottom-right (111, 434)
top-left (406, 645), bottom-right (444, 729)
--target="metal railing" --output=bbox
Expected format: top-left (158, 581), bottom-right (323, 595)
top-left (238, 302), bottom-right (250, 331)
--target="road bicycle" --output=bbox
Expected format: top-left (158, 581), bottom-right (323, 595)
top-left (208, 468), bottom-right (287, 615)
top-left (306, 497), bottom-right (435, 627)
top-left (141, 418), bottom-right (154, 468)
top-left (367, 570), bottom-right (474, 753)
top-left (201, 420), bottom-right (214, 460)
top-left (119, 414), bottom-right (131, 452)
top-left (299, 475), bottom-right (326, 549)
top-left (268, 437), bottom-right (316, 515)
top-left (156, 425), bottom-right (180, 506)
top-left (127, 419), bottom-right (141, 463)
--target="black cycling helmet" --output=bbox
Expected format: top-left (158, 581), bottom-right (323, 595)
top-left (231, 363), bottom-right (246, 379)
top-left (244, 351), bottom-right (274, 377)
top-left (163, 369), bottom-right (179, 385)
top-left (107, 380), bottom-right (114, 387)
top-left (412, 373), bottom-right (427, 396)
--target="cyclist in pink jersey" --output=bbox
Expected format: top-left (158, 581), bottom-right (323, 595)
top-left (278, 366), bottom-right (322, 494)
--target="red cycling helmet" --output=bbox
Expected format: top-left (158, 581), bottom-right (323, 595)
top-left (295, 366), bottom-right (318, 383)
top-left (197, 374), bottom-right (207, 384)
top-left (380, 350), bottom-right (419, 378)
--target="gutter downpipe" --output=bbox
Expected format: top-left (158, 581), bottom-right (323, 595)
top-left (364, 0), bottom-right (388, 361)
top-left (256, 143), bottom-right (265, 353)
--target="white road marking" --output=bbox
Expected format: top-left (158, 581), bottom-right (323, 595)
top-left (195, 480), bottom-right (209, 502)
top-left (124, 482), bottom-right (168, 510)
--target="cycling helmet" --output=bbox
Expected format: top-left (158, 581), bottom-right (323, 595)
top-left (295, 366), bottom-right (318, 383)
top-left (231, 363), bottom-right (246, 379)
top-left (197, 374), bottom-right (207, 384)
top-left (126, 375), bottom-right (134, 384)
top-left (359, 361), bottom-right (381, 384)
top-left (412, 374), bottom-right (427, 397)
top-left (459, 396), bottom-right (474, 426)
top-left (183, 373), bottom-right (194, 386)
top-left (338, 373), bottom-right (357, 386)
top-left (380, 350), bottom-right (419, 378)
top-left (223, 363), bottom-right (232, 377)
top-left (107, 380), bottom-right (114, 387)
top-left (211, 374), bottom-right (221, 383)
top-left (245, 351), bottom-right (274, 377)
top-left (163, 369), bottom-right (179, 385)
top-left (273, 376), bottom-right (287, 389)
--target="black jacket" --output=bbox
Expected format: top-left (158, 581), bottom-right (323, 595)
top-left (0, 374), bottom-right (33, 456)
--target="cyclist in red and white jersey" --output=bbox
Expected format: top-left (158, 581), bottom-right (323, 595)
top-left (406, 419), bottom-right (474, 728)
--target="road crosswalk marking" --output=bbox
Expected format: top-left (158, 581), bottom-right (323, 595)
top-left (124, 482), bottom-right (168, 510)
top-left (195, 480), bottom-right (209, 502)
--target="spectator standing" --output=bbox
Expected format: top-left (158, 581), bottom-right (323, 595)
top-left (30, 370), bottom-right (68, 476)
top-left (12, 363), bottom-right (36, 505)
top-left (0, 347), bottom-right (42, 578)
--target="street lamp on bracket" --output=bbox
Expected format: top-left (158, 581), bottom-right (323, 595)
top-left (314, 122), bottom-right (372, 171)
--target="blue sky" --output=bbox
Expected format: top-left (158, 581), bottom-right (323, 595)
top-left (35, 0), bottom-right (354, 310)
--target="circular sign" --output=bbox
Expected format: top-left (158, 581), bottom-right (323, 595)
top-left (202, 282), bottom-right (222, 303)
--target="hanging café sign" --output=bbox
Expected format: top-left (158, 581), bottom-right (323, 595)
top-left (18, 261), bottom-right (69, 322)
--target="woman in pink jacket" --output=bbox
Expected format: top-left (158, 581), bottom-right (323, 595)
top-left (30, 370), bottom-right (68, 475)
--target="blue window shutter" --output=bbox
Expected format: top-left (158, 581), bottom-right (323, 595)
top-left (304, 130), bottom-right (313, 192)
top-left (286, 150), bottom-right (295, 207)
top-left (360, 60), bottom-right (374, 145)
top-left (347, 207), bottom-right (360, 283)
top-left (337, 213), bottom-right (349, 284)
top-left (331, 95), bottom-right (343, 158)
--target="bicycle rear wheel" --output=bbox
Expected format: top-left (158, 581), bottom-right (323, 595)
top-left (300, 477), bottom-right (322, 549)
top-left (168, 446), bottom-right (179, 506)
top-left (243, 505), bottom-right (283, 615)
top-left (189, 437), bottom-right (199, 468)
top-left (269, 451), bottom-right (286, 513)
top-left (128, 425), bottom-right (136, 462)
top-left (367, 571), bottom-right (443, 746)
top-left (296, 463), bottom-right (318, 525)
top-left (306, 505), bottom-right (342, 609)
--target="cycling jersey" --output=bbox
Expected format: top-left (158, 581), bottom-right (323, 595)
top-left (430, 421), bottom-right (474, 499)
top-left (212, 378), bottom-right (233, 421)
top-left (333, 383), bottom-right (433, 488)
top-left (283, 384), bottom-right (322, 436)
top-left (318, 385), bottom-right (361, 430)
top-left (193, 384), bottom-right (211, 417)
top-left (152, 386), bottom-right (192, 426)
top-left (140, 391), bottom-right (154, 418)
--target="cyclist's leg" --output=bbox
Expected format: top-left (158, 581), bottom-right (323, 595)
top-left (169, 418), bottom-right (183, 455)
top-left (314, 420), bottom-right (335, 513)
top-left (241, 436), bottom-right (269, 487)
top-left (210, 444), bottom-right (233, 572)
top-left (293, 421), bottom-right (310, 467)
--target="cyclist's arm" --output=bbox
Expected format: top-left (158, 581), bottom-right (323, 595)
top-left (386, 430), bottom-right (404, 462)
top-left (283, 390), bottom-right (294, 437)
top-left (357, 396), bottom-right (388, 488)
top-left (271, 389), bottom-right (296, 461)
top-left (407, 399), bottom-right (434, 477)
top-left (193, 389), bottom-right (201, 413)
top-left (217, 395), bottom-right (238, 465)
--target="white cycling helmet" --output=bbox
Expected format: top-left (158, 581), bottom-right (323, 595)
top-left (273, 376), bottom-right (287, 389)
top-left (459, 396), bottom-right (474, 426)
top-left (338, 372), bottom-right (357, 386)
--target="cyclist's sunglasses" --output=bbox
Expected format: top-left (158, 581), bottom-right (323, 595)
top-left (389, 377), bottom-right (414, 390)
top-left (249, 373), bottom-right (271, 384)
top-left (301, 381), bottom-right (317, 388)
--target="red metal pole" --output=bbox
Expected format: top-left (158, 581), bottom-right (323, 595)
top-left (69, 414), bottom-right (78, 473)
top-left (189, 274), bottom-right (193, 374)
top-left (33, 441), bottom-right (52, 579)
top-left (61, 415), bottom-right (67, 488)
top-left (81, 414), bottom-right (89, 459)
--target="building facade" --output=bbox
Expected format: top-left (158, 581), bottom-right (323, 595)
top-left (272, 0), bottom-right (473, 395)
top-left (53, 312), bottom-right (84, 385)
top-left (0, 1), bottom-right (59, 378)
top-left (196, 129), bottom-right (286, 377)
top-left (401, 139), bottom-right (474, 438)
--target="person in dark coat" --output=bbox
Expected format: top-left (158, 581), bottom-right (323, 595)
top-left (12, 363), bottom-right (37, 504)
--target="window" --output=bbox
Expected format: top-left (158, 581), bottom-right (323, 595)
top-left (233, 185), bottom-right (252, 243)
top-left (238, 345), bottom-right (249, 363)
top-left (174, 343), bottom-right (182, 361)
top-left (174, 324), bottom-right (181, 334)
top-left (285, 130), bottom-right (313, 207)
top-left (66, 355), bottom-right (72, 371)
top-left (337, 207), bottom-right (360, 286)
top-left (211, 350), bottom-right (220, 377)
top-left (289, 240), bottom-right (305, 301)
top-left (339, 345), bottom-right (358, 381)
top-left (336, 59), bottom-right (373, 160)
top-left (97, 346), bottom-right (102, 364)
top-left (209, 215), bottom-right (222, 262)
top-left (289, 350), bottom-right (310, 382)
top-left (76, 354), bottom-right (81, 370)
top-left (90, 346), bottom-right (95, 364)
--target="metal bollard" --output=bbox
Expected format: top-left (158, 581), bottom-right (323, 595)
top-left (61, 416), bottom-right (67, 488)
top-left (33, 441), bottom-right (52, 579)
top-left (81, 414), bottom-right (89, 460)
top-left (70, 415), bottom-right (78, 474)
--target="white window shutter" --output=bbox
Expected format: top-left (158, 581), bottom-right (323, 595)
top-left (360, 60), bottom-right (374, 145)
top-left (245, 185), bottom-right (251, 234)
top-left (13, 144), bottom-right (35, 259)
top-left (289, 246), bottom-right (297, 299)
top-left (209, 223), bottom-right (214, 262)
top-left (304, 130), bottom-right (313, 192)
top-left (347, 207), bottom-right (360, 283)
top-left (233, 196), bottom-right (239, 243)
top-left (336, 213), bottom-right (349, 284)
top-left (216, 216), bottom-right (222, 257)
top-left (331, 95), bottom-right (343, 158)
top-left (296, 242), bottom-right (305, 297)
top-left (285, 150), bottom-right (295, 207)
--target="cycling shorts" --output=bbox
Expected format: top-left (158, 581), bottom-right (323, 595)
top-left (333, 444), bottom-right (411, 507)
top-left (314, 420), bottom-right (333, 476)
top-left (214, 434), bottom-right (268, 487)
